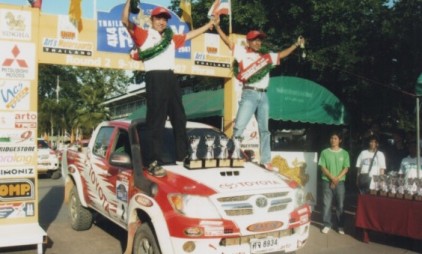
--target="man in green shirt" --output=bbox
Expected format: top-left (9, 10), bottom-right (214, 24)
top-left (318, 131), bottom-right (350, 235)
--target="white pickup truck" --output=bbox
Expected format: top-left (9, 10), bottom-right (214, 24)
top-left (62, 119), bottom-right (310, 254)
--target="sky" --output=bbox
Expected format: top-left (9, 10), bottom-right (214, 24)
top-left (0, 0), bottom-right (171, 19)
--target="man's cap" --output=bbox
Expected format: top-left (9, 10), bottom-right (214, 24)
top-left (151, 7), bottom-right (171, 19)
top-left (246, 30), bottom-right (266, 40)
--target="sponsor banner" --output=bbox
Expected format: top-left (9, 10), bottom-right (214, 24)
top-left (42, 15), bottom-right (93, 57)
top-left (0, 9), bottom-right (32, 41)
top-left (0, 111), bottom-right (37, 129)
top-left (271, 151), bottom-right (318, 207)
top-left (0, 129), bottom-right (35, 144)
top-left (0, 80), bottom-right (31, 110)
top-left (0, 144), bottom-right (37, 166)
top-left (0, 166), bottom-right (36, 178)
top-left (97, 3), bottom-right (191, 59)
top-left (194, 33), bottom-right (231, 69)
top-left (0, 41), bottom-right (35, 80)
top-left (0, 202), bottom-right (35, 219)
top-left (0, 178), bottom-right (35, 202)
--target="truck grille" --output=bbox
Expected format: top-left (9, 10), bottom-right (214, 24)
top-left (217, 192), bottom-right (292, 216)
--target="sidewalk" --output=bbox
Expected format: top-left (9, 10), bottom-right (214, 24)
top-left (298, 191), bottom-right (422, 254)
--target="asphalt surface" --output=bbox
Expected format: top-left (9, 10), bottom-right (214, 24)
top-left (1, 177), bottom-right (421, 254)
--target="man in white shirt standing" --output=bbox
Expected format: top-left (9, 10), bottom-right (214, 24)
top-left (356, 135), bottom-right (386, 193)
top-left (122, 0), bottom-right (214, 177)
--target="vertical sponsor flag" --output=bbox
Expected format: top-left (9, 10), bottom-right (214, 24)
top-left (180, 0), bottom-right (193, 29)
top-left (69, 0), bottom-right (83, 32)
top-left (207, 0), bottom-right (231, 18)
top-left (27, 0), bottom-right (42, 8)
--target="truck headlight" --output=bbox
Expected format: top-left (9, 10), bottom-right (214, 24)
top-left (168, 194), bottom-right (221, 219)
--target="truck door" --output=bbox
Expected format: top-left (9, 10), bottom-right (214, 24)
top-left (111, 129), bottom-right (133, 224)
top-left (89, 126), bottom-right (118, 217)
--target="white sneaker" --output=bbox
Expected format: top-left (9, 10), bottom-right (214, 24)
top-left (321, 227), bottom-right (330, 234)
top-left (338, 228), bottom-right (345, 235)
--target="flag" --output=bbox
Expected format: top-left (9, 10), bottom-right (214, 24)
top-left (180, 0), bottom-right (193, 29)
top-left (69, 0), bottom-right (83, 32)
top-left (27, 0), bottom-right (42, 8)
top-left (207, 0), bottom-right (231, 18)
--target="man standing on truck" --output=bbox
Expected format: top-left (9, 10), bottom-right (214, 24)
top-left (214, 18), bottom-right (304, 170)
top-left (122, 1), bottom-right (214, 177)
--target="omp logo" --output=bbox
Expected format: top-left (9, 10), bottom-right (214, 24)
top-left (0, 179), bottom-right (34, 201)
top-left (2, 45), bottom-right (28, 68)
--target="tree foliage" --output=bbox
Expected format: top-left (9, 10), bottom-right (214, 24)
top-left (38, 65), bottom-right (130, 139)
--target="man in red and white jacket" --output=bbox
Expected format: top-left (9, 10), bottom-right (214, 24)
top-left (215, 18), bottom-right (304, 170)
top-left (122, 0), bottom-right (214, 177)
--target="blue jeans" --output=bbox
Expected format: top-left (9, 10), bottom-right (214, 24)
top-left (322, 180), bottom-right (346, 228)
top-left (233, 89), bottom-right (271, 164)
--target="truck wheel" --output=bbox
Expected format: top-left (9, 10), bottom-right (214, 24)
top-left (133, 224), bottom-right (161, 254)
top-left (69, 186), bottom-right (93, 231)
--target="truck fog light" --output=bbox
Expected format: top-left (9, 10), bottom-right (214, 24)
top-left (182, 241), bottom-right (196, 252)
top-left (184, 227), bottom-right (203, 237)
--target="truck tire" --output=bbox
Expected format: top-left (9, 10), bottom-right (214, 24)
top-left (133, 223), bottom-right (161, 254)
top-left (69, 186), bottom-right (93, 231)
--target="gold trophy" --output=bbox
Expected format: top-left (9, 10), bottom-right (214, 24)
top-left (217, 137), bottom-right (230, 167)
top-left (204, 136), bottom-right (217, 168)
top-left (230, 136), bottom-right (244, 167)
top-left (184, 136), bottom-right (202, 169)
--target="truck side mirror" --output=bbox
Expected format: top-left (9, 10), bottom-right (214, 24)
top-left (109, 152), bottom-right (132, 168)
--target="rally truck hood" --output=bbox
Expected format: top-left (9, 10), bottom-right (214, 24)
top-left (163, 162), bottom-right (292, 193)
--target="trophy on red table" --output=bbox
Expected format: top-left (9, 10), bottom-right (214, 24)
top-left (415, 178), bottom-right (422, 201)
top-left (370, 175), bottom-right (380, 195)
top-left (379, 175), bottom-right (388, 196)
top-left (405, 177), bottom-right (415, 200)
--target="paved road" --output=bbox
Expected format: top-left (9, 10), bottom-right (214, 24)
top-left (1, 177), bottom-right (421, 254)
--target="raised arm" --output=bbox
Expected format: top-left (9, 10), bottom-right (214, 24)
top-left (185, 19), bottom-right (214, 41)
top-left (122, 0), bottom-right (134, 34)
top-left (278, 36), bottom-right (304, 59)
top-left (214, 18), bottom-right (234, 50)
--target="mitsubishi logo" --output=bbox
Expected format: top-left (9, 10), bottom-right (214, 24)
top-left (2, 45), bottom-right (28, 68)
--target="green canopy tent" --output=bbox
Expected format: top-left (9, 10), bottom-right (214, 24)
top-left (127, 76), bottom-right (348, 125)
top-left (127, 89), bottom-right (224, 120)
top-left (267, 76), bottom-right (347, 125)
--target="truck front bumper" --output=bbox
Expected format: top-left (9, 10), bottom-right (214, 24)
top-left (168, 222), bottom-right (310, 254)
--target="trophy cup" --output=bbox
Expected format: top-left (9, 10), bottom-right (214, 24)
top-left (230, 136), bottom-right (244, 167)
top-left (184, 136), bottom-right (202, 169)
top-left (370, 175), bottom-right (380, 195)
top-left (405, 177), bottom-right (415, 200)
top-left (204, 136), bottom-right (217, 168)
top-left (217, 137), bottom-right (231, 167)
top-left (379, 175), bottom-right (388, 196)
top-left (396, 174), bottom-right (405, 199)
top-left (388, 175), bottom-right (397, 198)
top-left (415, 178), bottom-right (422, 201)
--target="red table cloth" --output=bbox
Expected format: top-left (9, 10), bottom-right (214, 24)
top-left (355, 194), bottom-right (422, 242)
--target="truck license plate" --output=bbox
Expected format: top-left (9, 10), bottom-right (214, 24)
top-left (250, 237), bottom-right (280, 253)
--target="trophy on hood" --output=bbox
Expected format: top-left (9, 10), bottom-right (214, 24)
top-left (204, 135), bottom-right (217, 168)
top-left (231, 136), bottom-right (244, 167)
top-left (184, 136), bottom-right (202, 169)
top-left (217, 136), bottom-right (231, 167)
